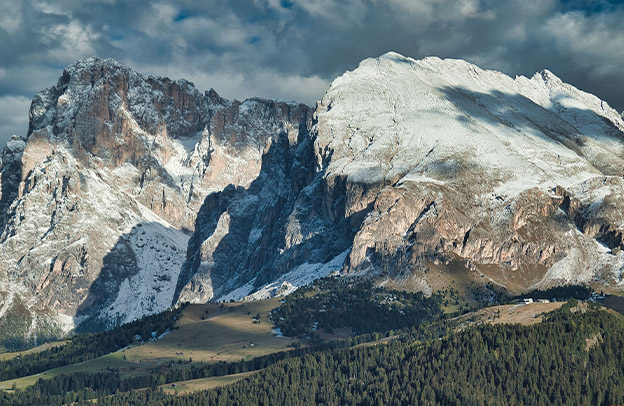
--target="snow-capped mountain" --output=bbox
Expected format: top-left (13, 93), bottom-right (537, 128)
top-left (315, 53), bottom-right (624, 292)
top-left (1, 52), bottom-right (624, 346)
top-left (181, 52), bottom-right (624, 302)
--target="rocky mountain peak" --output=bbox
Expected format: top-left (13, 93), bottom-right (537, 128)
top-left (0, 57), bottom-right (312, 344)
top-left (536, 68), bottom-right (561, 84)
top-left (28, 57), bottom-right (217, 171)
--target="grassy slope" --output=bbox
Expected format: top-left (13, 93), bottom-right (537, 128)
top-left (0, 351), bottom-right (131, 390)
top-left (159, 371), bottom-right (259, 395)
top-left (451, 302), bottom-right (564, 332)
top-left (124, 298), bottom-right (292, 365)
top-left (0, 340), bottom-right (68, 362)
top-left (0, 298), bottom-right (292, 391)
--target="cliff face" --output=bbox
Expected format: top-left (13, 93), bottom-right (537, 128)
top-left (0, 57), bottom-right (311, 340)
top-left (179, 52), bottom-right (624, 303)
top-left (174, 123), bottom-right (354, 304)
top-left (23, 58), bottom-right (310, 231)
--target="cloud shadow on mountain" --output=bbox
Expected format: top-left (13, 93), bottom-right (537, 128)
top-left (440, 85), bottom-right (624, 146)
top-left (0, 146), bottom-right (23, 229)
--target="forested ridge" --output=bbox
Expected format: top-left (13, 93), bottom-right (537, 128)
top-left (272, 278), bottom-right (444, 337)
top-left (75, 303), bottom-right (624, 406)
top-left (0, 333), bottom-right (389, 406)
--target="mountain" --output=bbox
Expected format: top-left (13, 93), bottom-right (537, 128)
top-left (180, 52), bottom-right (624, 302)
top-left (0, 58), bottom-right (311, 344)
top-left (1, 52), bottom-right (624, 346)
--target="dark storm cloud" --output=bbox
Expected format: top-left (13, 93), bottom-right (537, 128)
top-left (1, 0), bottom-right (623, 146)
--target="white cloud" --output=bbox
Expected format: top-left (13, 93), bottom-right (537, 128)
top-left (298, 0), bottom-right (368, 24)
top-left (243, 71), bottom-right (329, 105)
top-left (138, 2), bottom-right (178, 37)
top-left (136, 62), bottom-right (328, 106)
top-left (384, 0), bottom-right (436, 19)
top-left (464, 46), bottom-right (514, 74)
top-left (543, 10), bottom-right (624, 77)
top-left (0, 2), bottom-right (23, 34)
top-left (44, 20), bottom-right (101, 61)
top-left (385, 0), bottom-right (496, 22)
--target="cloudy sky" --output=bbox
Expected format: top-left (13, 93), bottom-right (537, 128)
top-left (1, 0), bottom-right (623, 147)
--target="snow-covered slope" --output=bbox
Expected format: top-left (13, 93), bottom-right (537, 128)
top-left (316, 53), bottom-right (624, 194)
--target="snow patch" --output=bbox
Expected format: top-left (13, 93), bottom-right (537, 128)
top-left (104, 218), bottom-right (190, 325)
top-left (219, 249), bottom-right (350, 302)
top-left (55, 313), bottom-right (76, 334)
top-left (218, 279), bottom-right (256, 302)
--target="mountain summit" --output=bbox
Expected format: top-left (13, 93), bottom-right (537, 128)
top-left (1, 52), bottom-right (623, 346)
top-left (311, 52), bottom-right (624, 290)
